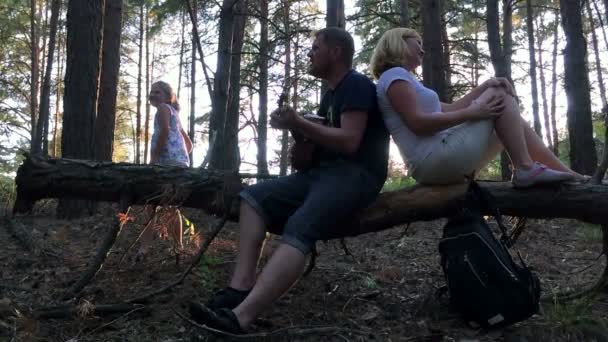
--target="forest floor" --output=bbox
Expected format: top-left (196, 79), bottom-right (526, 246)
top-left (2, 201), bottom-right (608, 342)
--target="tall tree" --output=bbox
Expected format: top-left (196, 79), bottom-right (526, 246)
top-left (550, 10), bottom-right (560, 155)
top-left (144, 4), bottom-right (151, 164)
top-left (58, 0), bottom-right (104, 218)
top-left (536, 14), bottom-right (552, 150)
top-left (32, 0), bottom-right (61, 155)
top-left (256, 0), bottom-right (269, 176)
top-left (586, 0), bottom-right (608, 110)
top-left (189, 3), bottom-right (197, 167)
top-left (422, 0), bottom-right (447, 101)
top-left (225, 0), bottom-right (247, 172)
top-left (400, 0), bottom-right (409, 27)
top-left (209, 0), bottom-right (246, 172)
top-left (30, 0), bottom-right (40, 143)
top-left (279, 0), bottom-right (292, 176)
top-left (590, 0), bottom-right (608, 182)
top-left (487, 0), bottom-right (514, 180)
top-left (208, 0), bottom-right (237, 170)
top-left (135, 1), bottom-right (144, 164)
top-left (526, 0), bottom-right (542, 136)
top-left (560, 0), bottom-right (597, 174)
top-left (94, 0), bottom-right (123, 161)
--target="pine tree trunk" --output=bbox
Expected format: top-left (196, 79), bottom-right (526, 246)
top-left (52, 10), bottom-right (64, 158)
top-left (550, 11), bottom-right (560, 155)
top-left (177, 8), bottom-right (186, 99)
top-left (590, 0), bottom-right (608, 183)
top-left (487, 0), bottom-right (513, 180)
top-left (30, 0), bottom-right (40, 144)
top-left (94, 0), bottom-right (122, 162)
top-left (135, 3), bottom-right (143, 164)
top-left (279, 0), bottom-right (292, 176)
top-left (536, 15), bottom-right (552, 150)
top-left (560, 0), bottom-right (597, 174)
top-left (586, 0), bottom-right (608, 109)
top-left (189, 4), bottom-right (197, 167)
top-left (221, 0), bottom-right (246, 173)
top-left (326, 0), bottom-right (345, 27)
top-left (57, 0), bottom-right (104, 218)
top-left (257, 0), bottom-right (269, 176)
top-left (32, 0), bottom-right (60, 156)
top-left (526, 0), bottom-right (542, 136)
top-left (422, 0), bottom-right (447, 102)
top-left (208, 0), bottom-right (236, 170)
top-left (400, 0), bottom-right (409, 27)
top-left (144, 5), bottom-right (151, 164)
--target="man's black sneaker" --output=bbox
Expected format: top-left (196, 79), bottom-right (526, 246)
top-left (206, 287), bottom-right (250, 310)
top-left (188, 302), bottom-right (245, 335)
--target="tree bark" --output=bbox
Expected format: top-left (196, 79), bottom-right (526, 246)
top-left (487, 0), bottom-right (513, 181)
top-left (560, 0), bottom-right (597, 175)
top-left (536, 14), bottom-right (552, 150)
top-left (30, 0), bottom-right (40, 144)
top-left (422, 0), bottom-right (447, 102)
top-left (190, 4), bottom-right (197, 167)
top-left (143, 4), bottom-right (151, 164)
top-left (208, 0), bottom-right (236, 170)
top-left (15, 156), bottom-right (608, 231)
top-left (32, 0), bottom-right (60, 156)
top-left (57, 0), bottom-right (104, 218)
top-left (224, 0), bottom-right (247, 172)
top-left (586, 0), bottom-right (608, 110)
top-left (135, 2), bottom-right (144, 164)
top-left (526, 0), bottom-right (542, 136)
top-left (326, 0), bottom-right (345, 28)
top-left (94, 0), bottom-right (122, 162)
top-left (279, 0), bottom-right (292, 176)
top-left (257, 0), bottom-right (269, 176)
top-left (550, 11), bottom-right (560, 155)
top-left (400, 0), bottom-right (409, 27)
top-left (592, 0), bottom-right (608, 183)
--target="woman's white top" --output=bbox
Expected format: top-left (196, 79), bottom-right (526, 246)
top-left (376, 66), bottom-right (449, 174)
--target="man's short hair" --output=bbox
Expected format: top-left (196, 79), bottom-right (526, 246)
top-left (314, 27), bottom-right (355, 67)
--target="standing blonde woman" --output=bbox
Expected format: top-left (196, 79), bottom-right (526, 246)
top-left (370, 27), bottom-right (586, 187)
top-left (137, 81), bottom-right (193, 259)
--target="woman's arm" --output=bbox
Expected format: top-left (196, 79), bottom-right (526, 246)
top-left (150, 106), bottom-right (171, 163)
top-left (441, 82), bottom-right (489, 112)
top-left (181, 128), bottom-right (193, 153)
top-left (387, 80), bottom-right (503, 136)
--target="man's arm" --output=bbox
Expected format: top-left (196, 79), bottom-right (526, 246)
top-left (289, 111), bottom-right (367, 156)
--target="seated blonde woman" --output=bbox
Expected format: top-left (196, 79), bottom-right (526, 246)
top-left (370, 27), bottom-right (586, 187)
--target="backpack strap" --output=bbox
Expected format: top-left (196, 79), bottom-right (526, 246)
top-left (466, 181), bottom-right (512, 245)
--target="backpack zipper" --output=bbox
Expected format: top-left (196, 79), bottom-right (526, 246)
top-left (464, 253), bottom-right (487, 287)
top-left (442, 232), bottom-right (518, 280)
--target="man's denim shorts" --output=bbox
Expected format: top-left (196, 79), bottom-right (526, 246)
top-left (239, 161), bottom-right (383, 254)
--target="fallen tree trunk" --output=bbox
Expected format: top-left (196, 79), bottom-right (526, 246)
top-left (14, 156), bottom-right (608, 235)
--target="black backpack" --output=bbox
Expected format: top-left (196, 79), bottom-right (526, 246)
top-left (438, 181), bottom-right (541, 329)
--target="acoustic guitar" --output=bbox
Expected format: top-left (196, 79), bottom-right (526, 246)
top-left (276, 93), bottom-right (323, 171)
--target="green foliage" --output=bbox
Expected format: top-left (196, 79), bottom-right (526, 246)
top-left (382, 174), bottom-right (415, 192)
top-left (197, 254), bottom-right (222, 288)
top-left (576, 223), bottom-right (602, 243)
top-left (543, 297), bottom-right (603, 328)
top-left (0, 173), bottom-right (16, 210)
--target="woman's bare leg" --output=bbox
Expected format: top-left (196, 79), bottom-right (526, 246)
top-left (522, 124), bottom-right (585, 179)
top-left (474, 88), bottom-right (534, 170)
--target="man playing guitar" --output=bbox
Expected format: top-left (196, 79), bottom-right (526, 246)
top-left (189, 27), bottom-right (390, 334)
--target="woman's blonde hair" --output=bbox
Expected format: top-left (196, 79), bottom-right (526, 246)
top-left (370, 27), bottom-right (421, 79)
top-left (152, 81), bottom-right (180, 111)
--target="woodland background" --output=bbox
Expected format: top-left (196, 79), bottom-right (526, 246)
top-left (1, 0), bottom-right (608, 341)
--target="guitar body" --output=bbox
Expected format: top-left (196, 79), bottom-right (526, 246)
top-left (289, 139), bottom-right (317, 171)
top-left (276, 94), bottom-right (322, 172)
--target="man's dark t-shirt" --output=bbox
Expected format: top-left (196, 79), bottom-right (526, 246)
top-left (316, 70), bottom-right (390, 182)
